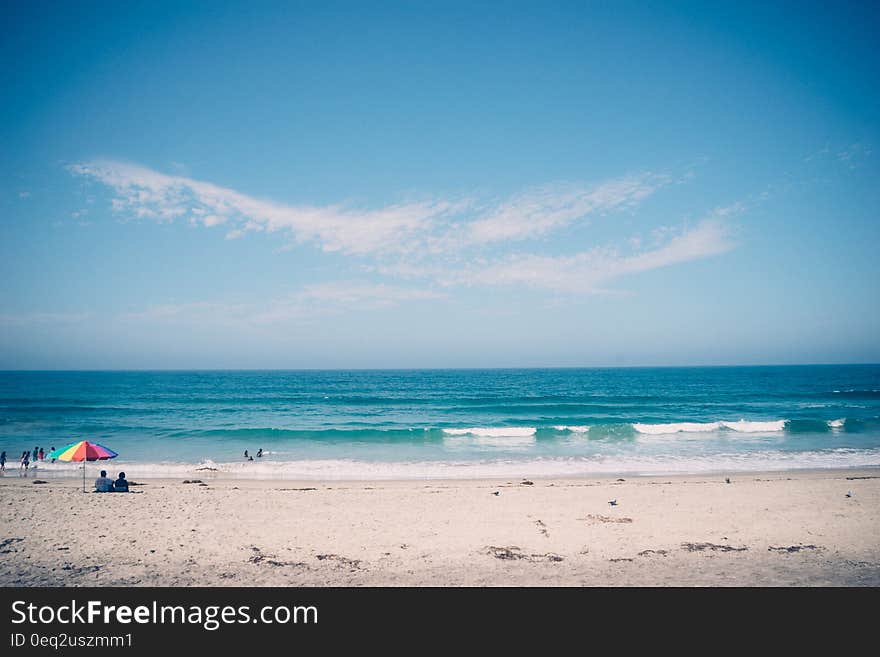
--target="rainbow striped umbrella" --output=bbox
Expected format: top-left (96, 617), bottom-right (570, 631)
top-left (48, 440), bottom-right (118, 492)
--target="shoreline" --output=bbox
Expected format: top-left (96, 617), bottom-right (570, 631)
top-left (5, 462), bottom-right (880, 484)
top-left (2, 467), bottom-right (878, 586)
top-left (6, 465), bottom-right (879, 488)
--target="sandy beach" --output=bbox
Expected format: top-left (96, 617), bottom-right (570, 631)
top-left (1, 468), bottom-right (878, 586)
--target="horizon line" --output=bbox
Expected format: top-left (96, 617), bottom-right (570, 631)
top-left (1, 362), bottom-right (878, 373)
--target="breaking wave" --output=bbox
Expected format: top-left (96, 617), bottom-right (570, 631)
top-left (633, 420), bottom-right (787, 434)
top-left (442, 427), bottom-right (536, 438)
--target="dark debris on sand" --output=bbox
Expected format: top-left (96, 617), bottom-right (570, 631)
top-left (580, 514), bottom-right (633, 524)
top-left (247, 546), bottom-right (306, 568)
top-left (768, 544), bottom-right (822, 553)
top-left (59, 563), bottom-right (101, 576)
top-left (486, 546), bottom-right (564, 563)
top-left (682, 542), bottom-right (748, 553)
top-left (315, 554), bottom-right (363, 571)
top-left (0, 537), bottom-right (24, 553)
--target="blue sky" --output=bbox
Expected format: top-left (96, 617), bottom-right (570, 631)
top-left (1, 0), bottom-right (878, 368)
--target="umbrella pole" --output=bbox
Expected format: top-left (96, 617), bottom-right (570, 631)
top-left (83, 461), bottom-right (86, 493)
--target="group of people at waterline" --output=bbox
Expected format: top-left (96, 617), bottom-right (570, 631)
top-left (2, 444), bottom-right (265, 479)
top-left (0, 447), bottom-right (129, 493)
top-left (0, 445), bottom-right (56, 474)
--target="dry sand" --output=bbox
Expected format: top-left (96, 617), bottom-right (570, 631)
top-left (1, 469), bottom-right (878, 586)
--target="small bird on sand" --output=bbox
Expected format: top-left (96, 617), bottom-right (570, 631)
top-left (725, 478), bottom-right (731, 484)
top-left (608, 499), bottom-right (618, 506)
top-left (845, 491), bottom-right (853, 498)
top-left (492, 491), bottom-right (500, 496)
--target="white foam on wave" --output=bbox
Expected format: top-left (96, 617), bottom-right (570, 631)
top-left (552, 425), bottom-right (591, 433)
top-left (443, 427), bottom-right (536, 438)
top-left (30, 459), bottom-right (226, 478)
top-left (24, 450), bottom-right (880, 480)
top-left (634, 422), bottom-right (723, 434)
top-left (828, 418), bottom-right (845, 429)
top-left (442, 427), bottom-right (537, 449)
top-left (720, 419), bottom-right (787, 433)
top-left (633, 419), bottom-right (787, 435)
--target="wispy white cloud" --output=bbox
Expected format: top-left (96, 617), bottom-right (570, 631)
top-left (252, 281), bottom-right (445, 323)
top-left (69, 160), bottom-right (667, 257)
top-left (69, 160), bottom-right (463, 255)
top-left (0, 312), bottom-right (92, 325)
top-left (804, 146), bottom-right (830, 163)
top-left (118, 301), bottom-right (250, 324)
top-left (116, 281), bottom-right (446, 326)
top-left (68, 159), bottom-right (737, 299)
top-left (837, 142), bottom-right (872, 169)
top-left (2, 282), bottom-right (444, 329)
top-left (805, 142), bottom-right (872, 169)
top-left (434, 209), bottom-right (737, 293)
top-left (461, 174), bottom-right (667, 246)
top-left (294, 280), bottom-right (444, 306)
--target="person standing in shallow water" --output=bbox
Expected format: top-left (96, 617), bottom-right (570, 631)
top-left (0, 451), bottom-right (6, 471)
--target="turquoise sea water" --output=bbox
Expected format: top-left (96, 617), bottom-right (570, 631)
top-left (1, 366), bottom-right (879, 479)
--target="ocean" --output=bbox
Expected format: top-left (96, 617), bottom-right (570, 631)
top-left (1, 366), bottom-right (879, 479)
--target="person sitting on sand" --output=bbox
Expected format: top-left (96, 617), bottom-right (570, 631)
top-left (95, 470), bottom-right (114, 493)
top-left (113, 472), bottom-right (129, 492)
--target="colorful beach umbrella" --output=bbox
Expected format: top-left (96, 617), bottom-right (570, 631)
top-left (48, 440), bottom-right (118, 492)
